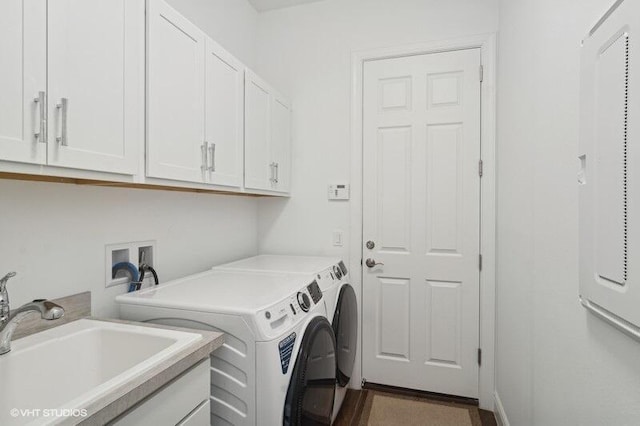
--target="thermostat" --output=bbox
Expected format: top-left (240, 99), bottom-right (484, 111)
top-left (328, 184), bottom-right (350, 200)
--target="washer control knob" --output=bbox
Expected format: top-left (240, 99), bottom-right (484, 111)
top-left (297, 292), bottom-right (311, 312)
top-left (333, 265), bottom-right (343, 280)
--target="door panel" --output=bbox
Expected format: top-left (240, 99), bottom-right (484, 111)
top-left (47, 0), bottom-right (142, 174)
top-left (427, 124), bottom-right (463, 254)
top-left (362, 49), bottom-right (481, 398)
top-left (0, 0), bottom-right (46, 164)
top-left (426, 280), bottom-right (462, 365)
top-left (205, 38), bottom-right (243, 188)
top-left (377, 126), bottom-right (412, 252)
top-left (378, 277), bottom-right (410, 360)
top-left (146, 0), bottom-right (205, 183)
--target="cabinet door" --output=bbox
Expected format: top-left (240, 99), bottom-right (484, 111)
top-left (146, 0), bottom-right (206, 183)
top-left (47, 0), bottom-right (143, 174)
top-left (0, 0), bottom-right (46, 165)
top-left (244, 72), bottom-right (272, 191)
top-left (205, 38), bottom-right (243, 188)
top-left (270, 95), bottom-right (292, 193)
top-left (113, 360), bottom-right (209, 426)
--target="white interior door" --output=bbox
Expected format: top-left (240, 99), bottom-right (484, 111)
top-left (362, 48), bottom-right (481, 398)
top-left (205, 37), bottom-right (243, 188)
top-left (0, 0), bottom-right (46, 165)
top-left (47, 0), bottom-right (143, 174)
top-left (244, 71), bottom-right (271, 191)
top-left (146, 0), bottom-right (206, 183)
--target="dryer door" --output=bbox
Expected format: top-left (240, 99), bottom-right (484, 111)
top-left (333, 283), bottom-right (358, 387)
top-left (283, 317), bottom-right (336, 426)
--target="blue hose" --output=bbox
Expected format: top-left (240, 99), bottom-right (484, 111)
top-left (112, 262), bottom-right (140, 293)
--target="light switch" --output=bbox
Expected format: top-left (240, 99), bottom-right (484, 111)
top-left (333, 230), bottom-right (344, 246)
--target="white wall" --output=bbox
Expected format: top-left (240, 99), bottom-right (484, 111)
top-left (165, 0), bottom-right (258, 67)
top-left (1, 0), bottom-right (260, 318)
top-left (0, 180), bottom-right (258, 318)
top-left (496, 0), bottom-right (640, 424)
top-left (254, 0), bottom-right (499, 258)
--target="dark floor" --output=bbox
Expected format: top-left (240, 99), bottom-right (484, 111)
top-left (334, 384), bottom-right (497, 426)
top-left (334, 389), bottom-right (368, 425)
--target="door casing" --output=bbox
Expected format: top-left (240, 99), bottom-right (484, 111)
top-left (348, 33), bottom-right (497, 410)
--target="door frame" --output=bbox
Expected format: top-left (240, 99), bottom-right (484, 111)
top-left (349, 33), bottom-right (497, 410)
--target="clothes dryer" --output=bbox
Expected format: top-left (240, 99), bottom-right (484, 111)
top-left (116, 269), bottom-right (336, 426)
top-left (213, 255), bottom-right (358, 422)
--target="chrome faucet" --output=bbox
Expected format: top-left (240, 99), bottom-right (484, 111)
top-left (0, 272), bottom-right (65, 355)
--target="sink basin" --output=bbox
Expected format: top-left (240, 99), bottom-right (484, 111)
top-left (0, 319), bottom-right (202, 425)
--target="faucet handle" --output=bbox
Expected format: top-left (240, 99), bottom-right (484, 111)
top-left (0, 272), bottom-right (16, 292)
top-left (0, 272), bottom-right (14, 322)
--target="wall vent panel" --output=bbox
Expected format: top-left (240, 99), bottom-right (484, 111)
top-left (580, 0), bottom-right (640, 339)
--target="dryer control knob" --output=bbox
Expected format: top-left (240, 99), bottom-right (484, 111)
top-left (297, 292), bottom-right (311, 312)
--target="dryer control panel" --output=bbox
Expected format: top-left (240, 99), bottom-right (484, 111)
top-left (315, 262), bottom-right (348, 293)
top-left (255, 280), bottom-right (323, 341)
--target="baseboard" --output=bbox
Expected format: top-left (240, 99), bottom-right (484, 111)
top-left (494, 391), bottom-right (510, 426)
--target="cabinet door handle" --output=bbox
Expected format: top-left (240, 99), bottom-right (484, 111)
top-left (275, 162), bottom-right (279, 184)
top-left (56, 98), bottom-right (68, 146)
top-left (209, 143), bottom-right (216, 172)
top-left (269, 162), bottom-right (274, 183)
top-left (201, 141), bottom-right (209, 173)
top-left (34, 91), bottom-right (46, 143)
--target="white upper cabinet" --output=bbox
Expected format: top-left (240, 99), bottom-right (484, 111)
top-left (244, 70), bottom-right (292, 194)
top-left (0, 0), bottom-right (290, 195)
top-left (47, 0), bottom-right (143, 174)
top-left (244, 72), bottom-right (272, 191)
top-left (270, 95), bottom-right (292, 193)
top-left (205, 38), bottom-right (244, 188)
top-left (0, 0), bottom-right (143, 175)
top-left (147, 0), bottom-right (244, 188)
top-left (0, 0), bottom-right (46, 165)
top-left (146, 0), bottom-right (206, 183)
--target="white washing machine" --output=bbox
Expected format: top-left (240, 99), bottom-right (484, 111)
top-left (116, 269), bottom-right (337, 426)
top-left (213, 255), bottom-right (358, 423)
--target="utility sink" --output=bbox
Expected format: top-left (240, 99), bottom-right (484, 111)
top-left (0, 319), bottom-right (202, 425)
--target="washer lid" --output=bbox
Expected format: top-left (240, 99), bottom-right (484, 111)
top-left (115, 270), bottom-right (307, 315)
top-left (215, 254), bottom-right (342, 275)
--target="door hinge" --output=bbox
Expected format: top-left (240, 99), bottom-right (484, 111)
top-left (477, 348), bottom-right (482, 366)
top-left (479, 254), bottom-right (483, 271)
top-left (479, 65), bottom-right (484, 82)
top-left (478, 159), bottom-right (483, 178)
top-left (360, 258), bottom-right (363, 266)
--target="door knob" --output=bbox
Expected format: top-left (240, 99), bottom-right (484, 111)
top-left (365, 258), bottom-right (384, 268)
